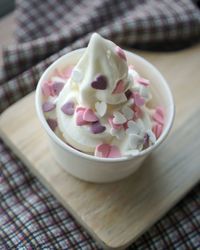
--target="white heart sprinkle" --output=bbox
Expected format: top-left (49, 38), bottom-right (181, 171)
top-left (140, 86), bottom-right (149, 98)
top-left (133, 86), bottom-right (140, 92)
top-left (122, 106), bottom-right (134, 120)
top-left (136, 119), bottom-right (145, 131)
top-left (129, 69), bottom-right (139, 79)
top-left (113, 111), bottom-right (127, 124)
top-left (129, 134), bottom-right (143, 149)
top-left (95, 101), bottom-right (107, 117)
top-left (71, 69), bottom-right (82, 83)
top-left (126, 120), bottom-right (140, 135)
top-left (146, 129), bottom-right (156, 144)
top-left (127, 98), bottom-right (134, 105)
top-left (110, 128), bottom-right (125, 139)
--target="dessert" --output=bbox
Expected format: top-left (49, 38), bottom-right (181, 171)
top-left (41, 33), bottom-right (165, 158)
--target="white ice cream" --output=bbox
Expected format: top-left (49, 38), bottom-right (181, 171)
top-left (55, 33), bottom-right (155, 156)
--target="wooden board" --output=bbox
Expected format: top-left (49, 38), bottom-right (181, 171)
top-left (1, 45), bottom-right (200, 249)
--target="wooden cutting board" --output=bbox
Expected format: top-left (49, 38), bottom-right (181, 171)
top-left (0, 45), bottom-right (200, 249)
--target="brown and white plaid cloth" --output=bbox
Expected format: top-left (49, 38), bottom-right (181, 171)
top-left (0, 0), bottom-right (200, 249)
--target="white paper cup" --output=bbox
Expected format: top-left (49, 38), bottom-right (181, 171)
top-left (35, 48), bottom-right (175, 183)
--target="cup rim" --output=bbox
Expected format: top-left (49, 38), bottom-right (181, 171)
top-left (35, 48), bottom-right (175, 163)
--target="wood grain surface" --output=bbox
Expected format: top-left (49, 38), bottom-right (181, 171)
top-left (0, 45), bottom-right (200, 249)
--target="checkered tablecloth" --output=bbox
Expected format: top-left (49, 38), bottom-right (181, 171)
top-left (0, 0), bottom-right (200, 249)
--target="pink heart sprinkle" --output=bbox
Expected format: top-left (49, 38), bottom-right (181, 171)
top-left (42, 81), bottom-right (51, 96)
top-left (133, 92), bottom-right (145, 107)
top-left (108, 116), bottom-right (123, 130)
top-left (152, 123), bottom-right (163, 139)
top-left (108, 145), bottom-right (121, 158)
top-left (156, 106), bottom-right (165, 119)
top-left (50, 82), bottom-right (64, 96)
top-left (76, 106), bottom-right (86, 113)
top-left (115, 46), bottom-right (127, 61)
top-left (83, 108), bottom-right (98, 122)
top-left (63, 66), bottom-right (73, 78)
top-left (112, 80), bottom-right (125, 94)
top-left (46, 118), bottom-right (57, 131)
top-left (95, 143), bottom-right (111, 158)
top-left (152, 108), bottom-right (164, 125)
top-left (137, 77), bottom-right (150, 87)
top-left (54, 67), bottom-right (72, 79)
top-left (76, 110), bottom-right (89, 126)
top-left (90, 122), bottom-right (106, 134)
top-left (91, 75), bottom-right (107, 90)
top-left (132, 105), bottom-right (143, 120)
top-left (42, 101), bottom-right (56, 112)
top-left (61, 101), bottom-right (75, 115)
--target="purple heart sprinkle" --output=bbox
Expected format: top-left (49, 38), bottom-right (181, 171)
top-left (51, 81), bottom-right (64, 96)
top-left (90, 121), bottom-right (106, 134)
top-left (42, 101), bottom-right (56, 112)
top-left (143, 133), bottom-right (149, 148)
top-left (91, 75), bottom-right (107, 90)
top-left (46, 118), bottom-right (57, 131)
top-left (125, 89), bottom-right (132, 100)
top-left (61, 101), bottom-right (75, 115)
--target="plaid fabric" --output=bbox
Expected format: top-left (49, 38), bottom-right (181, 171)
top-left (0, 0), bottom-right (200, 249)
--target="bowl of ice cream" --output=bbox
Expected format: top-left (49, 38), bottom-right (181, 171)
top-left (35, 33), bottom-right (175, 183)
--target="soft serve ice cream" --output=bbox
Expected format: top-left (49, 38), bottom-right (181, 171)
top-left (41, 33), bottom-right (165, 158)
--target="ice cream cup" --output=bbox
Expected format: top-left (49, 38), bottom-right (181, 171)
top-left (35, 48), bottom-right (175, 183)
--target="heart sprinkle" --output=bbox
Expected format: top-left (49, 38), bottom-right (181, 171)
top-left (42, 81), bottom-right (51, 96)
top-left (146, 129), bottom-right (156, 144)
top-left (152, 107), bottom-right (164, 125)
top-left (90, 122), bottom-right (106, 134)
top-left (76, 110), bottom-right (89, 126)
top-left (152, 123), bottom-right (163, 139)
top-left (51, 81), bottom-right (64, 96)
top-left (132, 105), bottom-right (143, 119)
top-left (61, 101), bottom-right (75, 115)
top-left (83, 108), bottom-right (99, 122)
top-left (108, 145), bottom-right (121, 158)
top-left (122, 106), bottom-right (134, 120)
top-left (71, 69), bottom-right (83, 83)
top-left (129, 134), bottom-right (144, 149)
top-left (113, 111), bottom-right (127, 125)
top-left (42, 101), bottom-right (56, 112)
top-left (63, 66), bottom-right (73, 78)
top-left (126, 120), bottom-right (140, 135)
top-left (95, 143), bottom-right (121, 158)
top-left (95, 143), bottom-right (110, 158)
top-left (46, 118), bottom-right (57, 131)
top-left (140, 86), bottom-right (149, 99)
top-left (108, 116), bottom-right (123, 130)
top-left (133, 92), bottom-right (145, 107)
top-left (76, 106), bottom-right (86, 113)
top-left (115, 46), bottom-right (127, 61)
top-left (91, 75), bottom-right (107, 90)
top-left (95, 101), bottom-right (107, 117)
top-left (112, 80), bottom-right (125, 94)
top-left (137, 77), bottom-right (150, 87)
